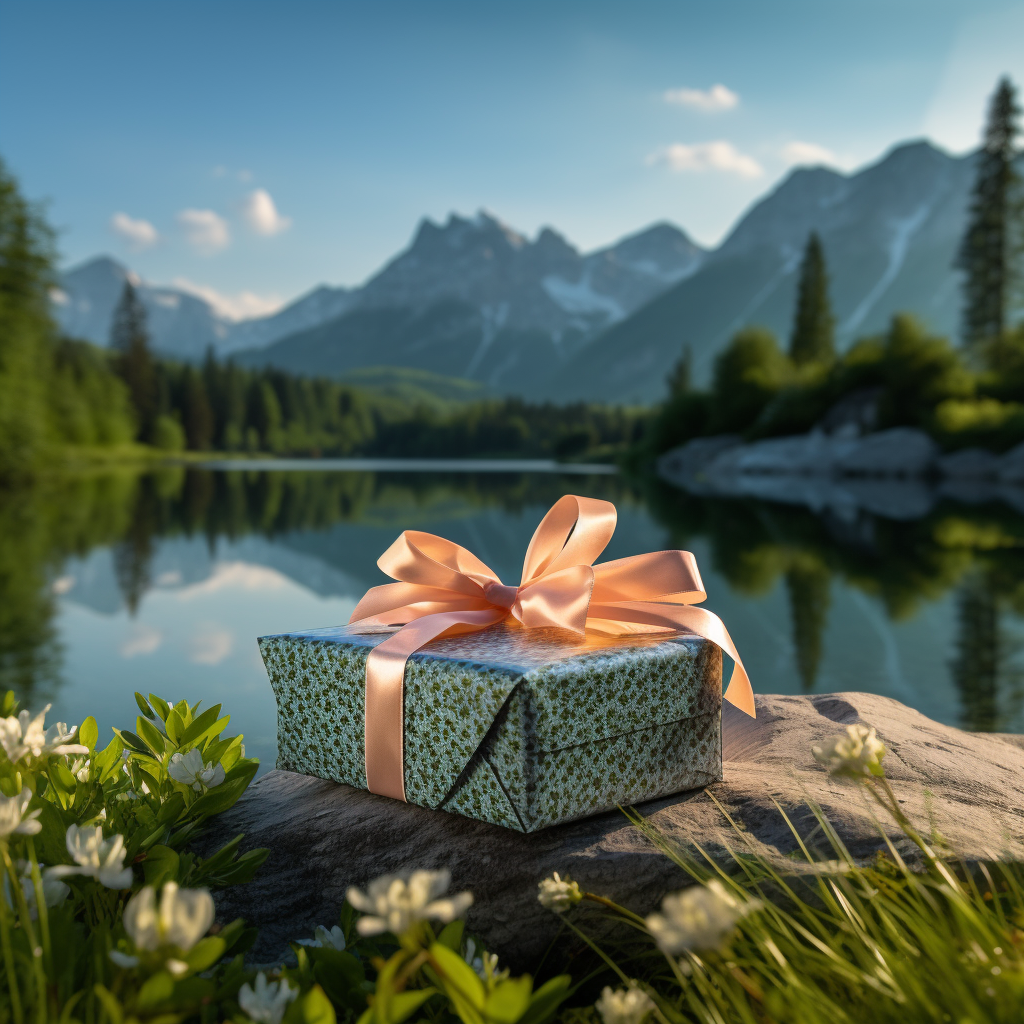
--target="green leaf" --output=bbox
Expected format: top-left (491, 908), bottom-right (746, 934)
top-left (437, 919), bottom-right (465, 952)
top-left (483, 978), bottom-right (533, 1024)
top-left (299, 985), bottom-right (337, 1024)
top-left (518, 976), bottom-right (572, 1024)
top-left (165, 709), bottom-right (185, 745)
top-left (115, 729), bottom-right (151, 755)
top-left (135, 692), bottom-right (156, 719)
top-left (93, 984), bottom-right (124, 1024)
top-left (142, 844), bottom-right (180, 887)
top-left (78, 716), bottom-right (98, 750)
top-left (138, 971), bottom-right (175, 1009)
top-left (148, 694), bottom-right (171, 721)
top-left (184, 935), bottom-right (225, 973)
top-left (136, 717), bottom-right (167, 757)
top-left (380, 990), bottom-right (437, 1024)
top-left (430, 942), bottom-right (485, 1022)
top-left (180, 705), bottom-right (224, 746)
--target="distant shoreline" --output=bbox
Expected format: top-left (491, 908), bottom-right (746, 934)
top-left (191, 456), bottom-right (619, 474)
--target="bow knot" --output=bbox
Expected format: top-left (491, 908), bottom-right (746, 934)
top-left (350, 495), bottom-right (753, 802)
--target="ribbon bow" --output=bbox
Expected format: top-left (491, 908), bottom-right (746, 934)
top-left (350, 495), bottom-right (754, 801)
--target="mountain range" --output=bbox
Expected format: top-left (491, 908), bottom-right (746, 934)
top-left (54, 139), bottom-right (973, 403)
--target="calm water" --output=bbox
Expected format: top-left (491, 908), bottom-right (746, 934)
top-left (2, 465), bottom-right (1022, 774)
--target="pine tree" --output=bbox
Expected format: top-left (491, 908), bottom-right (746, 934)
top-left (667, 344), bottom-right (692, 396)
top-left (110, 282), bottom-right (158, 441)
top-left (789, 232), bottom-right (835, 365)
top-left (958, 76), bottom-right (1023, 346)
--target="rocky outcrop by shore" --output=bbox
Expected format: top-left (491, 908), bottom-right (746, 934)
top-left (657, 430), bottom-right (1024, 519)
top-left (198, 693), bottom-right (1024, 970)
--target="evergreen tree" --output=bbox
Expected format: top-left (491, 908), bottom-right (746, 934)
top-left (789, 232), bottom-right (835, 365)
top-left (181, 365), bottom-right (214, 450)
top-left (110, 282), bottom-right (158, 441)
top-left (957, 76), bottom-right (1023, 346)
top-left (666, 344), bottom-right (692, 396)
top-left (950, 569), bottom-right (1002, 731)
top-left (0, 158), bottom-right (57, 476)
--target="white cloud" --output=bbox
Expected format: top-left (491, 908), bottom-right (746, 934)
top-left (663, 84), bottom-right (739, 112)
top-left (120, 624), bottom-right (162, 658)
top-left (780, 141), bottom-right (841, 168)
top-left (177, 208), bottom-right (230, 255)
top-left (648, 141), bottom-right (763, 179)
top-left (190, 623), bottom-right (234, 665)
top-left (111, 212), bottom-right (159, 251)
top-left (173, 278), bottom-right (283, 321)
top-left (241, 188), bottom-right (292, 236)
top-left (237, 169), bottom-right (253, 183)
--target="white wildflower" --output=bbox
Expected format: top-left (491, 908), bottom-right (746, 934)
top-left (1, 862), bottom-right (70, 918)
top-left (48, 824), bottom-right (133, 889)
top-left (346, 869), bottom-right (473, 937)
top-left (537, 872), bottom-right (582, 912)
top-left (812, 724), bottom-right (886, 778)
top-left (168, 748), bottom-right (225, 792)
top-left (123, 882), bottom-right (215, 951)
top-left (108, 949), bottom-right (140, 969)
top-left (0, 706), bottom-right (88, 764)
top-left (464, 938), bottom-right (507, 981)
top-left (297, 924), bottom-right (346, 950)
top-left (595, 986), bottom-right (656, 1024)
top-left (69, 757), bottom-right (91, 783)
top-left (238, 971), bottom-right (298, 1024)
top-left (0, 788), bottom-right (42, 839)
top-left (646, 881), bottom-right (760, 955)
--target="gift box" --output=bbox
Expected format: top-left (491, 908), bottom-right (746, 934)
top-left (259, 621), bottom-right (723, 833)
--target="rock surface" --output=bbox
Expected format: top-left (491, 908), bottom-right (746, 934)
top-left (199, 693), bottom-right (1024, 969)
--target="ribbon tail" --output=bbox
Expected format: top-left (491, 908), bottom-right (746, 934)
top-left (364, 608), bottom-right (507, 801)
top-left (587, 603), bottom-right (756, 718)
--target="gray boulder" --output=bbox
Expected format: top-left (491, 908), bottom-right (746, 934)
top-left (999, 441), bottom-right (1024, 484)
top-left (836, 428), bottom-right (939, 477)
top-left (200, 693), bottom-right (1024, 970)
top-left (938, 447), bottom-right (1003, 480)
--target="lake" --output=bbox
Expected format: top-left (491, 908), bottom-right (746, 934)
top-left (3, 464), bottom-right (1022, 774)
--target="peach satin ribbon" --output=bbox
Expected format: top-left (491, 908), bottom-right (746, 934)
top-left (349, 494), bottom-right (754, 801)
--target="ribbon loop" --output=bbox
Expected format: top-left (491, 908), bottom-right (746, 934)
top-left (351, 495), bottom-right (755, 802)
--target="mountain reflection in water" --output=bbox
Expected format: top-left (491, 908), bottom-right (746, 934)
top-left (1, 466), bottom-right (1021, 772)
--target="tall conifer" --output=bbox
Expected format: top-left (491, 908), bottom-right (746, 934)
top-left (110, 282), bottom-right (158, 441)
top-left (957, 76), bottom-right (1023, 346)
top-left (789, 232), bottom-right (835, 365)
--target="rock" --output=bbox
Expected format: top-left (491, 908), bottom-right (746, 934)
top-left (704, 431), bottom-right (859, 476)
top-left (656, 435), bottom-right (740, 489)
top-left (198, 693), bottom-right (1024, 970)
top-left (938, 447), bottom-right (1003, 480)
top-left (999, 441), bottom-right (1024, 483)
top-left (835, 427), bottom-right (939, 477)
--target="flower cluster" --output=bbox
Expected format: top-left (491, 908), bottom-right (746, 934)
top-left (0, 705), bottom-right (87, 764)
top-left (346, 868), bottom-right (473, 936)
top-left (645, 880), bottom-right (761, 955)
top-left (595, 985), bottom-right (656, 1024)
top-left (537, 871), bottom-right (583, 912)
top-left (168, 748), bottom-right (226, 791)
top-left (239, 972), bottom-right (298, 1024)
top-left (0, 788), bottom-right (42, 839)
top-left (812, 724), bottom-right (887, 779)
top-left (50, 824), bottom-right (133, 889)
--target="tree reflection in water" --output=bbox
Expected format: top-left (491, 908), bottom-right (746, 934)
top-left (1, 467), bottom-right (1023, 731)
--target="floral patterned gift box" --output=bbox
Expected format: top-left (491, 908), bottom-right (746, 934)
top-left (259, 621), bottom-right (723, 833)
top-left (258, 494), bottom-right (752, 832)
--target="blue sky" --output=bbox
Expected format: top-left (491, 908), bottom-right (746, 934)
top-left (1, 0), bottom-right (1022, 319)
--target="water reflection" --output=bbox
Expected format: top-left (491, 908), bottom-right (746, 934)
top-left (1, 467), bottom-right (1022, 769)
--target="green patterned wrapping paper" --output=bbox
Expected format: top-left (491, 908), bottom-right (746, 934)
top-left (259, 622), bottom-right (722, 832)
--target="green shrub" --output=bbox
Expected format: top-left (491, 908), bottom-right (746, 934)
top-left (152, 414), bottom-right (187, 452)
top-left (709, 327), bottom-right (793, 434)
